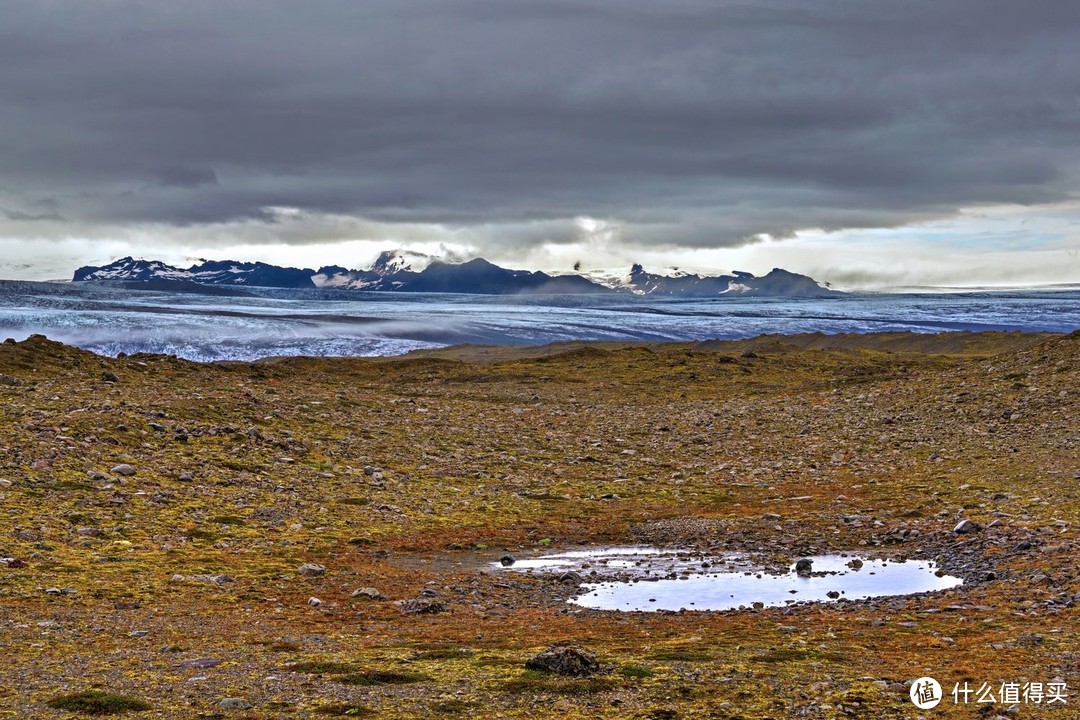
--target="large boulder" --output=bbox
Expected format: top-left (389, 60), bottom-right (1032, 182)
top-left (525, 645), bottom-right (600, 677)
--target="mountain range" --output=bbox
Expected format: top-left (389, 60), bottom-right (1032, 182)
top-left (72, 251), bottom-right (839, 297)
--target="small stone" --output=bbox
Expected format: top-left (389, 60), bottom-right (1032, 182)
top-left (111, 464), bottom-right (136, 477)
top-left (953, 519), bottom-right (981, 534)
top-left (751, 601), bottom-right (765, 609)
top-left (827, 590), bottom-right (841, 599)
top-left (1012, 541), bottom-right (1033, 552)
top-left (219, 698), bottom-right (252, 710)
top-left (795, 558), bottom-right (813, 577)
top-left (500, 554), bottom-right (516, 567)
top-left (177, 472), bottom-right (194, 482)
top-left (297, 563), bottom-right (325, 577)
top-left (0, 479), bottom-right (11, 488)
top-left (129, 630), bottom-right (150, 637)
top-left (762, 513), bottom-right (782, 521)
top-left (525, 645), bottom-right (600, 676)
top-left (846, 559), bottom-right (864, 570)
top-left (557, 571), bottom-right (583, 584)
top-left (101, 371), bottom-right (119, 383)
top-left (76, 527), bottom-right (103, 536)
top-left (307, 596), bottom-right (322, 607)
top-left (177, 657), bottom-right (223, 669)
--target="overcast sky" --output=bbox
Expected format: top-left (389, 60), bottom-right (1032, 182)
top-left (2, 0), bottom-right (1079, 287)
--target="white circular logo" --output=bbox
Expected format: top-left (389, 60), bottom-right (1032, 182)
top-left (910, 677), bottom-right (942, 709)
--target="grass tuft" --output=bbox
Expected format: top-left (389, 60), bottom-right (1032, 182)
top-left (46, 690), bottom-right (152, 715)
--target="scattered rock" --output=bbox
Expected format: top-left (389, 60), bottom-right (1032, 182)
top-left (171, 573), bottom-right (234, 585)
top-left (297, 563), bottom-right (326, 577)
top-left (219, 698), bottom-right (252, 710)
top-left (177, 657), bottom-right (223, 669)
top-left (557, 571), bottom-right (583, 584)
top-left (525, 645), bottom-right (600, 676)
top-left (1012, 541), bottom-right (1033, 553)
top-left (953, 519), bottom-right (981, 534)
top-left (395, 598), bottom-right (447, 615)
top-left (101, 371), bottom-right (119, 383)
top-left (177, 472), bottom-right (194, 482)
top-left (111, 464), bottom-right (136, 477)
top-left (307, 596), bottom-right (322, 607)
top-left (351, 587), bottom-right (383, 600)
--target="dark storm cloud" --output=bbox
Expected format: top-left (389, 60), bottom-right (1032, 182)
top-left (1, 0), bottom-right (1079, 249)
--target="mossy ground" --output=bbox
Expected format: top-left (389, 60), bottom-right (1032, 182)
top-left (0, 331), bottom-right (1076, 718)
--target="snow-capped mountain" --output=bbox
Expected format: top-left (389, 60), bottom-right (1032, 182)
top-left (312, 250), bottom-right (433, 290)
top-left (73, 257), bottom-right (316, 288)
top-left (614, 263), bottom-right (835, 297)
top-left (73, 254), bottom-right (838, 297)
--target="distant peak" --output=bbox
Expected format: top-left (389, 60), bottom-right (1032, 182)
top-left (369, 249), bottom-right (432, 275)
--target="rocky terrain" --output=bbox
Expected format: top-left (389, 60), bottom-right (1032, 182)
top-left (0, 330), bottom-right (1076, 718)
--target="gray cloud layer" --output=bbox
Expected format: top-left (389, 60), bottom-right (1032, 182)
top-left (2, 0), bottom-right (1079, 252)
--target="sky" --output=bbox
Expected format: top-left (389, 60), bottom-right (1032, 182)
top-left (2, 0), bottom-right (1080, 288)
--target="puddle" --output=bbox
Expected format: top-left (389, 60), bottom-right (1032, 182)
top-left (497, 547), bottom-right (963, 612)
